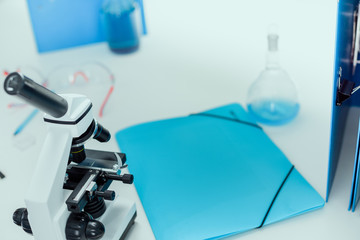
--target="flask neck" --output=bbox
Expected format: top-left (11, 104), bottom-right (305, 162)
top-left (266, 34), bottom-right (280, 69)
top-left (266, 51), bottom-right (280, 69)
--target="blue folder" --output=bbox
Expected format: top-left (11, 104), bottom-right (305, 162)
top-left (115, 103), bottom-right (324, 240)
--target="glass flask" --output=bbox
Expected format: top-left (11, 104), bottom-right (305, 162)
top-left (246, 30), bottom-right (299, 126)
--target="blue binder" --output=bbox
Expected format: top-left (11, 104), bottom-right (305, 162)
top-left (115, 103), bottom-right (324, 240)
top-left (348, 118), bottom-right (360, 211)
top-left (327, 0), bottom-right (360, 211)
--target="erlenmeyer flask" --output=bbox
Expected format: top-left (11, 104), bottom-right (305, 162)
top-left (247, 28), bottom-right (299, 126)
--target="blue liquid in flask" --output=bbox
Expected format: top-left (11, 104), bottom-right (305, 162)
top-left (103, 5), bottom-right (140, 54)
top-left (247, 99), bottom-right (299, 126)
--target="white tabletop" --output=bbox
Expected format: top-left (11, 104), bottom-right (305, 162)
top-left (2, 0), bottom-right (359, 239)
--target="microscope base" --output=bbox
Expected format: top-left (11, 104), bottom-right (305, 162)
top-left (99, 196), bottom-right (137, 240)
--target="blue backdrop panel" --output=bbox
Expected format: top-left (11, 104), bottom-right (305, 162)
top-left (27, 0), bottom-right (105, 53)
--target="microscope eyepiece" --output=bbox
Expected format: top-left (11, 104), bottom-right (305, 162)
top-left (4, 73), bottom-right (24, 95)
top-left (4, 72), bottom-right (68, 118)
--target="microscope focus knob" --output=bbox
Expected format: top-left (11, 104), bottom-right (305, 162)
top-left (86, 220), bottom-right (106, 240)
top-left (12, 208), bottom-right (32, 234)
top-left (66, 212), bottom-right (105, 240)
top-left (12, 208), bottom-right (25, 226)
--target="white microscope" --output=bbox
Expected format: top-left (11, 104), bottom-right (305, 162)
top-left (4, 72), bottom-right (137, 240)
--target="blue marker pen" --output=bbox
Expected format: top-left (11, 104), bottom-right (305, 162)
top-left (14, 109), bottom-right (39, 136)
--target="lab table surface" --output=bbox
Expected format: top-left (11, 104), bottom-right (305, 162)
top-left (1, 0), bottom-right (359, 239)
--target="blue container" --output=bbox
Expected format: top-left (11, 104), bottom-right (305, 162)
top-left (102, 0), bottom-right (140, 53)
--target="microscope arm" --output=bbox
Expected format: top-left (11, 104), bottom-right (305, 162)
top-left (25, 128), bottom-right (73, 240)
